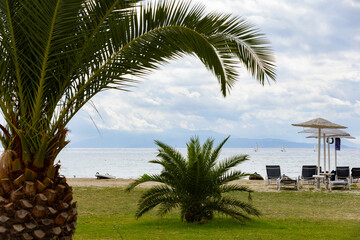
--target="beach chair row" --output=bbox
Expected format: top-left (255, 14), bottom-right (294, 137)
top-left (265, 165), bottom-right (360, 190)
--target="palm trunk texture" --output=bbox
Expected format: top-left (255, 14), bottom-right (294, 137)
top-left (0, 150), bottom-right (77, 239)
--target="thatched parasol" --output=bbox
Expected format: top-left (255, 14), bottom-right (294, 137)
top-left (299, 128), bottom-right (349, 136)
top-left (292, 118), bottom-right (347, 174)
top-left (306, 133), bottom-right (355, 170)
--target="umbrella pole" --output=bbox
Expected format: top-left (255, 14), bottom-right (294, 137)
top-left (318, 128), bottom-right (321, 175)
top-left (327, 137), bottom-right (330, 173)
top-left (335, 147), bottom-right (337, 169)
top-left (323, 133), bottom-right (326, 173)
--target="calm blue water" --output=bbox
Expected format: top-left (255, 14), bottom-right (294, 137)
top-left (54, 148), bottom-right (360, 179)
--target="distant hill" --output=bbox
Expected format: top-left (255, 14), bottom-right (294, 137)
top-left (225, 138), bottom-right (315, 148)
top-left (67, 128), bottom-right (357, 148)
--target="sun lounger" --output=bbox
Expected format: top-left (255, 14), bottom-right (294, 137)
top-left (265, 165), bottom-right (298, 190)
top-left (265, 165), bottom-right (281, 185)
top-left (329, 180), bottom-right (351, 191)
top-left (351, 168), bottom-right (360, 183)
top-left (329, 166), bottom-right (351, 190)
top-left (298, 165), bottom-right (317, 185)
top-left (277, 178), bottom-right (299, 191)
top-left (336, 166), bottom-right (350, 181)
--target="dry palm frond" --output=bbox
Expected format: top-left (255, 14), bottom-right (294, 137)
top-left (0, 150), bottom-right (16, 178)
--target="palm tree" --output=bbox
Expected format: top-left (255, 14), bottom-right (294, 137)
top-left (127, 136), bottom-right (260, 223)
top-left (0, 0), bottom-right (275, 238)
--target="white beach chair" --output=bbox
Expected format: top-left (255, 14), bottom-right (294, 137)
top-left (329, 180), bottom-right (351, 191)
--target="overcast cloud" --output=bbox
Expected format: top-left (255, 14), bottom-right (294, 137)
top-left (67, 0), bottom-right (360, 146)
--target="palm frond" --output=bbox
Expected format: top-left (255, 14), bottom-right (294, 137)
top-left (216, 197), bottom-right (261, 217)
top-left (138, 185), bottom-right (174, 203)
top-left (125, 173), bottom-right (165, 191)
top-left (1, 0), bottom-right (274, 184)
top-left (216, 170), bottom-right (249, 185)
top-left (154, 140), bottom-right (187, 175)
top-left (209, 204), bottom-right (251, 223)
top-left (158, 201), bottom-right (180, 217)
top-left (206, 135), bottom-right (230, 171)
top-left (213, 154), bottom-right (249, 178)
top-left (219, 184), bottom-right (253, 194)
top-left (128, 136), bottom-right (259, 223)
top-left (201, 137), bottom-right (214, 165)
top-left (136, 186), bottom-right (178, 218)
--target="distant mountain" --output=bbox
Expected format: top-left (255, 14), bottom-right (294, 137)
top-left (67, 128), bottom-right (357, 148)
top-left (225, 138), bottom-right (315, 148)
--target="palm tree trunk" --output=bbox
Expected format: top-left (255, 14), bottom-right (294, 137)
top-left (0, 151), bottom-right (77, 239)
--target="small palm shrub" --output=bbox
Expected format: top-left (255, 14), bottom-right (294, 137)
top-left (126, 136), bottom-right (260, 223)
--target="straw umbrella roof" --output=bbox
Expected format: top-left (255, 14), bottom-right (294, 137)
top-left (306, 134), bottom-right (355, 139)
top-left (299, 128), bottom-right (350, 136)
top-left (292, 117), bottom-right (347, 175)
top-left (292, 118), bottom-right (347, 129)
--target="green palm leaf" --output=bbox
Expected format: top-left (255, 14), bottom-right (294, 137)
top-left (0, 0), bottom-right (275, 235)
top-left (128, 136), bottom-right (259, 223)
top-left (0, 0), bottom-right (275, 167)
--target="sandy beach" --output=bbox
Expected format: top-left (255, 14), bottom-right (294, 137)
top-left (67, 178), bottom-right (360, 193)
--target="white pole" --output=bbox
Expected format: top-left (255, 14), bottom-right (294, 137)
top-left (318, 128), bottom-right (321, 175)
top-left (327, 137), bottom-right (330, 173)
top-left (323, 133), bottom-right (326, 173)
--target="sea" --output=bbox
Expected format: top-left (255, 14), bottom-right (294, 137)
top-left (52, 148), bottom-right (360, 179)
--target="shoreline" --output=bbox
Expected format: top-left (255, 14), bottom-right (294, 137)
top-left (67, 178), bottom-right (360, 193)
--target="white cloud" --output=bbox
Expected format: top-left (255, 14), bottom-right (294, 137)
top-left (166, 87), bottom-right (201, 98)
top-left (67, 0), bottom-right (360, 145)
top-left (346, 0), bottom-right (360, 8)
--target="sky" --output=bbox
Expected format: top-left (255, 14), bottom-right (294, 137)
top-left (67, 0), bottom-right (360, 147)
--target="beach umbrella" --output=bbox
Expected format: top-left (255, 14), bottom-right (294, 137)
top-left (303, 129), bottom-right (350, 172)
top-left (300, 129), bottom-right (350, 171)
top-left (298, 129), bottom-right (350, 135)
top-left (306, 134), bottom-right (355, 170)
top-left (292, 118), bottom-right (347, 174)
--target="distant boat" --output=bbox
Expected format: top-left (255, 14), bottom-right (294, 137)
top-left (95, 172), bottom-right (116, 179)
top-left (281, 144), bottom-right (285, 152)
top-left (254, 143), bottom-right (259, 152)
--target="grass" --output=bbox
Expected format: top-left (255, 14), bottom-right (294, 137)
top-left (72, 187), bottom-right (360, 240)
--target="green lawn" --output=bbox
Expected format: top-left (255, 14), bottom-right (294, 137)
top-left (72, 187), bottom-right (360, 240)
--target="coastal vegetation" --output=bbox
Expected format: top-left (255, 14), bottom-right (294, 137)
top-left (126, 136), bottom-right (259, 223)
top-left (73, 186), bottom-right (360, 240)
top-left (0, 0), bottom-right (275, 238)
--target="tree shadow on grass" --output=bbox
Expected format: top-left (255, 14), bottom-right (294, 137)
top-left (133, 216), bottom-right (275, 230)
